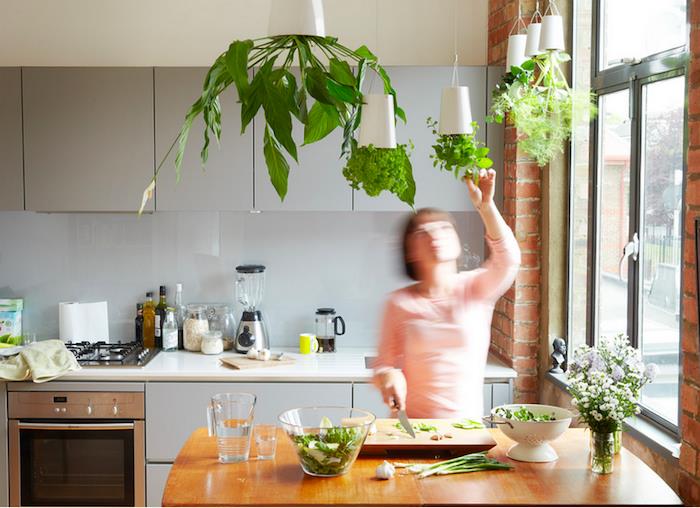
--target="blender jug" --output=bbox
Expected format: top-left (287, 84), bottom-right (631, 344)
top-left (315, 308), bottom-right (345, 353)
top-left (234, 265), bottom-right (270, 352)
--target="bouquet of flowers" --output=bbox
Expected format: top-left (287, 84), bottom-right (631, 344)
top-left (567, 334), bottom-right (659, 433)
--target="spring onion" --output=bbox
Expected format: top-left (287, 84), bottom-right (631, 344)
top-left (394, 452), bottom-right (512, 479)
top-left (451, 419), bottom-right (485, 430)
top-left (394, 422), bottom-right (438, 433)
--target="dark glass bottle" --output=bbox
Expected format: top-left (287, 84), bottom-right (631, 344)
top-left (135, 303), bottom-right (144, 343)
top-left (155, 285), bottom-right (168, 348)
top-left (143, 292), bottom-right (156, 349)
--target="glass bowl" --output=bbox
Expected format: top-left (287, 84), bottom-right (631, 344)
top-left (279, 406), bottom-right (375, 477)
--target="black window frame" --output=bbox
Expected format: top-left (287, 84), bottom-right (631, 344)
top-left (567, 0), bottom-right (690, 435)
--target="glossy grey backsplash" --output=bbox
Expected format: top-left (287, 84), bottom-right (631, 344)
top-left (0, 211), bottom-right (485, 347)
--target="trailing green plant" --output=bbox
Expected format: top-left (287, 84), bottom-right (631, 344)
top-left (139, 35), bottom-right (405, 212)
top-left (342, 140), bottom-right (415, 207)
top-left (486, 53), bottom-right (596, 167)
top-left (427, 118), bottom-right (493, 183)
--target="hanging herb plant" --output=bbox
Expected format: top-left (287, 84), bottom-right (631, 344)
top-left (342, 140), bottom-right (415, 206)
top-left (140, 36), bottom-right (405, 212)
top-left (486, 52), bottom-right (596, 166)
top-left (427, 118), bottom-right (493, 183)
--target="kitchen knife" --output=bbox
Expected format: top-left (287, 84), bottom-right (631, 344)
top-left (391, 398), bottom-right (415, 438)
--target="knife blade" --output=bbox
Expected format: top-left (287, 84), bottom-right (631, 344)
top-left (397, 409), bottom-right (416, 438)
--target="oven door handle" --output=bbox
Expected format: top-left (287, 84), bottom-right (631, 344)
top-left (17, 422), bottom-right (135, 431)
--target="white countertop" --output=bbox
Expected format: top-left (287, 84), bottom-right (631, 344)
top-left (38, 348), bottom-right (517, 383)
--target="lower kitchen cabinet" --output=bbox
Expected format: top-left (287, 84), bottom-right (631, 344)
top-left (145, 382), bottom-right (352, 462)
top-left (0, 383), bottom-right (7, 507)
top-left (146, 464), bottom-right (172, 507)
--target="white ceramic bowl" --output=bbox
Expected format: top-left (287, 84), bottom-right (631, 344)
top-left (490, 404), bottom-right (573, 462)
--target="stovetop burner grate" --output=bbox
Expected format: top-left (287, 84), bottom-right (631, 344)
top-left (64, 341), bottom-right (159, 367)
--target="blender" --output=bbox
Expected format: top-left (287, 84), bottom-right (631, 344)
top-left (234, 265), bottom-right (270, 353)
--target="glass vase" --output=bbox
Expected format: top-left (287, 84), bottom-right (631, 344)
top-left (613, 428), bottom-right (622, 454)
top-left (591, 431), bottom-right (615, 474)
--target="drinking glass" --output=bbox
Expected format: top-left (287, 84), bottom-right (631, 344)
top-left (254, 424), bottom-right (278, 460)
top-left (206, 393), bottom-right (256, 463)
top-left (21, 333), bottom-right (36, 346)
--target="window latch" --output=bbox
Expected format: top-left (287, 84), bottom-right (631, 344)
top-left (619, 232), bottom-right (640, 280)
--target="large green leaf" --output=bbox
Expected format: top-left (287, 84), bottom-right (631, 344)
top-left (399, 155), bottom-right (416, 208)
top-left (329, 58), bottom-right (356, 87)
top-left (262, 79), bottom-right (298, 162)
top-left (224, 40), bottom-right (253, 99)
top-left (304, 102), bottom-right (340, 145)
top-left (355, 45), bottom-right (378, 61)
top-left (327, 79), bottom-right (361, 105)
top-left (305, 68), bottom-right (335, 105)
top-left (240, 60), bottom-right (273, 132)
top-left (263, 127), bottom-right (290, 201)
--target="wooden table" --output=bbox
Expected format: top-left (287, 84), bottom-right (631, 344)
top-left (162, 428), bottom-right (682, 506)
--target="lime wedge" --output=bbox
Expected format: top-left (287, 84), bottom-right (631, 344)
top-left (319, 416), bottom-right (333, 429)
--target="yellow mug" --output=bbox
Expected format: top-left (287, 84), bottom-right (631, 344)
top-left (299, 333), bottom-right (319, 354)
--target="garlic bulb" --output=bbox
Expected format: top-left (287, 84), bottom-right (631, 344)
top-left (259, 349), bottom-right (271, 361)
top-left (375, 460), bottom-right (395, 480)
top-left (246, 348), bottom-right (259, 360)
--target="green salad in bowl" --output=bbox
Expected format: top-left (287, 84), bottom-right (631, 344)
top-left (279, 407), bottom-right (375, 477)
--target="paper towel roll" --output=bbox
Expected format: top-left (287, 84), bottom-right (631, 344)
top-left (59, 301), bottom-right (109, 342)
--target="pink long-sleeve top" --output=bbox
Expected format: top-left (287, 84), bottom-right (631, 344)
top-left (374, 230), bottom-right (521, 419)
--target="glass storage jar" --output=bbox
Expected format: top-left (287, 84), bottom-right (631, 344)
top-left (184, 304), bottom-right (209, 352)
top-left (201, 330), bottom-right (224, 355)
top-left (207, 304), bottom-right (236, 351)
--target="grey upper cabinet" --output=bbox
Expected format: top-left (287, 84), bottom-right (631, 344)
top-left (154, 68), bottom-right (253, 211)
top-left (23, 68), bottom-right (154, 212)
top-left (253, 70), bottom-right (352, 211)
top-left (0, 69), bottom-right (24, 211)
top-left (354, 66), bottom-right (486, 212)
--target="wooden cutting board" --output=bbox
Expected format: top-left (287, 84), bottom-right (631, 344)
top-left (220, 355), bottom-right (295, 370)
top-left (361, 418), bottom-right (496, 456)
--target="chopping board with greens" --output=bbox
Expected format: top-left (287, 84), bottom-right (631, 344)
top-left (361, 418), bottom-right (496, 456)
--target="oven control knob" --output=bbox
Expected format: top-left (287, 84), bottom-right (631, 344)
top-left (112, 404), bottom-right (119, 416)
top-left (61, 407), bottom-right (67, 413)
top-left (86, 404), bottom-right (93, 416)
top-left (54, 407), bottom-right (60, 413)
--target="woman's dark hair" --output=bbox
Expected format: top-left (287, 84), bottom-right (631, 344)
top-left (402, 207), bottom-right (456, 280)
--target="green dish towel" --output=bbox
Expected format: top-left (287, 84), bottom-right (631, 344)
top-left (0, 339), bottom-right (81, 383)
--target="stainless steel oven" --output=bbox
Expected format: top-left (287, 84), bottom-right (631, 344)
top-left (8, 391), bottom-right (145, 507)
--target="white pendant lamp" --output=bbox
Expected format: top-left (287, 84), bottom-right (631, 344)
top-left (439, 86), bottom-right (473, 135)
top-left (358, 94), bottom-right (397, 149)
top-left (505, 5), bottom-right (528, 70)
top-left (539, 1), bottom-right (565, 51)
top-left (268, 0), bottom-right (325, 37)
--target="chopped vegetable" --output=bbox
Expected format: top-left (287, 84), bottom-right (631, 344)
top-left (452, 419), bottom-right (486, 430)
top-left (394, 452), bottom-right (513, 479)
top-left (394, 422), bottom-right (438, 433)
top-left (292, 425), bottom-right (364, 476)
top-left (494, 406), bottom-right (556, 422)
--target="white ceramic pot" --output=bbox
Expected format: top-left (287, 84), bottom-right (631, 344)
top-left (525, 22), bottom-right (543, 57)
top-left (439, 86), bottom-right (473, 135)
top-left (358, 94), bottom-right (397, 149)
top-left (539, 15), bottom-right (565, 51)
top-left (506, 34), bottom-right (528, 70)
top-left (490, 404), bottom-right (573, 462)
top-left (268, 0), bottom-right (325, 37)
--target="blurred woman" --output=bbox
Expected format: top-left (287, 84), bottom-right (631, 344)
top-left (373, 169), bottom-right (520, 418)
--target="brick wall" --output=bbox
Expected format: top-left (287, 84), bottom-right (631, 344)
top-left (679, 0), bottom-right (700, 503)
top-left (488, 0), bottom-right (542, 403)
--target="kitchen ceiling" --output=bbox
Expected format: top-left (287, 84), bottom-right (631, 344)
top-left (0, 0), bottom-right (487, 66)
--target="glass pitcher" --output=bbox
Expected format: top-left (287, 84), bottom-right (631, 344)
top-left (235, 265), bottom-right (266, 311)
top-left (206, 392), bottom-right (257, 463)
top-left (315, 308), bottom-right (346, 353)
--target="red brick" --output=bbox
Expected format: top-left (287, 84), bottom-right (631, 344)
top-left (517, 234), bottom-right (541, 251)
top-left (683, 383), bottom-right (700, 416)
top-left (516, 163), bottom-right (541, 180)
top-left (516, 285), bottom-right (540, 301)
top-left (516, 181), bottom-right (541, 199)
top-left (516, 269), bottom-right (541, 285)
top-left (514, 391), bottom-right (539, 404)
top-left (691, 122), bottom-right (700, 149)
top-left (686, 295), bottom-right (699, 326)
top-left (520, 252), bottom-right (540, 269)
top-left (513, 342), bottom-right (539, 357)
top-left (681, 444), bottom-right (698, 475)
top-left (513, 358), bottom-right (538, 373)
top-left (514, 303), bottom-right (539, 322)
top-left (679, 471), bottom-right (700, 506)
top-left (514, 199), bottom-right (541, 216)
top-left (515, 215), bottom-right (540, 235)
top-left (514, 321), bottom-right (539, 341)
top-left (689, 150), bottom-right (700, 174)
top-left (514, 375), bottom-right (538, 392)
top-left (683, 326), bottom-right (699, 354)
top-left (686, 354), bottom-right (700, 385)
top-left (692, 0), bottom-right (700, 26)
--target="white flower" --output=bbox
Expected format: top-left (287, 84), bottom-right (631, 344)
top-left (644, 363), bottom-right (659, 382)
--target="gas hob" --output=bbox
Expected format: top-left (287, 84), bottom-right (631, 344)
top-left (64, 341), bottom-right (159, 367)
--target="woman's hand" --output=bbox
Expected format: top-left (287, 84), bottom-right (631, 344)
top-left (465, 169), bottom-right (496, 211)
top-left (375, 368), bottom-right (407, 412)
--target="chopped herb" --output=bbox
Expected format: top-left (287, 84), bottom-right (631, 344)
top-left (451, 419), bottom-right (485, 430)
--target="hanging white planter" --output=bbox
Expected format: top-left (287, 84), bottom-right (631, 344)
top-left (439, 86), bottom-right (473, 135)
top-left (539, 2), bottom-right (565, 52)
top-left (268, 0), bottom-right (326, 37)
top-left (525, 22), bottom-right (543, 57)
top-left (358, 94), bottom-right (397, 149)
top-left (506, 34), bottom-right (528, 70)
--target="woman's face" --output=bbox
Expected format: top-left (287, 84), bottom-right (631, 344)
top-left (407, 215), bottom-right (461, 273)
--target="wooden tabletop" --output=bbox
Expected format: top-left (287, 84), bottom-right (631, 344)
top-left (162, 428), bottom-right (682, 506)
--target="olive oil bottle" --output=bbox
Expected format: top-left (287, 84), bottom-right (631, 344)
top-left (143, 292), bottom-right (156, 349)
top-left (155, 285), bottom-right (168, 348)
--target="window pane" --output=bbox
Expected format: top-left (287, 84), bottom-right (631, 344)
top-left (600, 0), bottom-right (687, 70)
top-left (597, 90), bottom-right (632, 339)
top-left (639, 76), bottom-right (685, 425)
top-left (569, 0), bottom-right (594, 353)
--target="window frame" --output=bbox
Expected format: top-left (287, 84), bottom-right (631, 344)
top-left (567, 0), bottom-right (690, 435)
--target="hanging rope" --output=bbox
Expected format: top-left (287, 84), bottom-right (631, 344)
top-left (508, 0), bottom-right (527, 36)
top-left (451, 0), bottom-right (459, 86)
top-left (543, 0), bottom-right (560, 16)
top-left (530, 0), bottom-right (542, 24)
